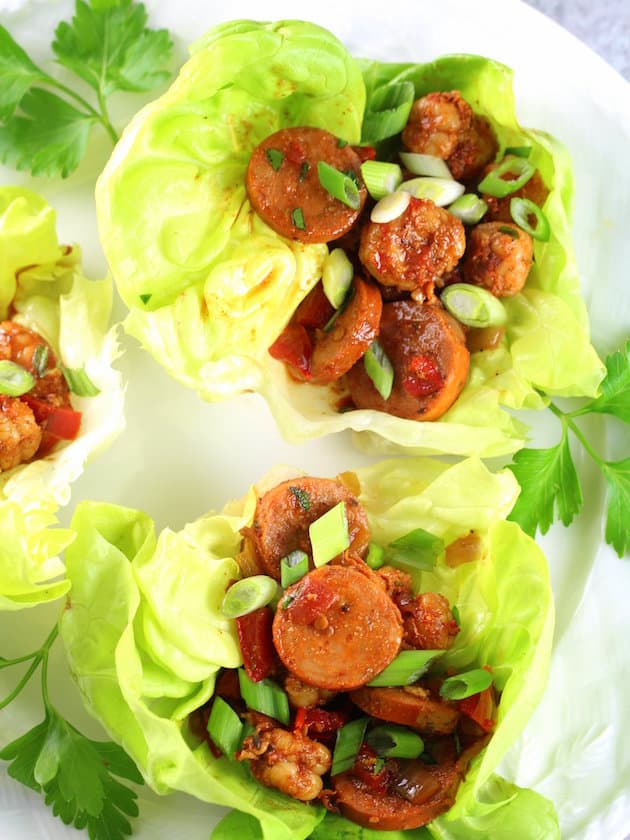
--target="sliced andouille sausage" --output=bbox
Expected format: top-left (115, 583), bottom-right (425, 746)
top-left (460, 221), bottom-right (533, 297)
top-left (358, 197), bottom-right (466, 300)
top-left (310, 276), bottom-right (382, 383)
top-left (345, 301), bottom-right (470, 421)
top-left (273, 565), bottom-right (403, 691)
top-left (246, 126), bottom-right (367, 243)
top-left (245, 477), bottom-right (370, 580)
top-left (350, 685), bottom-right (460, 735)
top-left (333, 759), bottom-right (461, 830)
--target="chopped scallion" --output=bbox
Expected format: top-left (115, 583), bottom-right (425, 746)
top-left (291, 207), bottom-right (307, 231)
top-left (504, 145), bottom-right (532, 158)
top-left (266, 148), bottom-right (284, 171)
top-left (61, 366), bottom-right (101, 397)
top-left (238, 669), bottom-right (290, 725)
top-left (478, 157), bottom-right (536, 198)
top-left (309, 501), bottom-right (350, 567)
top-left (280, 550), bottom-right (309, 588)
top-left (0, 360), bottom-right (34, 396)
top-left (322, 248), bottom-right (354, 309)
top-left (439, 668), bottom-right (493, 700)
top-left (221, 575), bottom-right (280, 619)
top-left (397, 176), bottom-right (465, 207)
top-left (364, 339), bottom-right (394, 400)
top-left (365, 542), bottom-right (385, 570)
top-left (510, 196), bottom-right (551, 242)
top-left (361, 81), bottom-right (415, 144)
top-left (299, 161), bottom-right (310, 181)
top-left (207, 696), bottom-right (244, 758)
top-left (447, 193), bottom-right (488, 225)
top-left (368, 649), bottom-right (442, 687)
top-left (366, 724), bottom-right (424, 759)
top-left (360, 160), bottom-right (403, 200)
top-left (387, 527), bottom-right (444, 571)
top-left (331, 717), bottom-right (368, 775)
top-left (317, 161), bottom-right (361, 210)
top-left (32, 344), bottom-right (49, 377)
top-left (441, 283), bottom-right (507, 329)
top-left (399, 151), bottom-right (452, 179)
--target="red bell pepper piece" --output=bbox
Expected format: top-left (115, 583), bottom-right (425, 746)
top-left (402, 354), bottom-right (444, 398)
top-left (21, 395), bottom-right (82, 440)
top-left (293, 283), bottom-right (335, 330)
top-left (268, 323), bottom-right (313, 379)
top-left (236, 607), bottom-right (275, 683)
top-left (282, 575), bottom-right (339, 626)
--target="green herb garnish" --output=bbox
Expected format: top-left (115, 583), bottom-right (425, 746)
top-left (265, 148), bottom-right (284, 171)
top-left (289, 485), bottom-right (310, 510)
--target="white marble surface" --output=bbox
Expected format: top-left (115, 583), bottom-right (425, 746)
top-left (525, 0), bottom-right (630, 80)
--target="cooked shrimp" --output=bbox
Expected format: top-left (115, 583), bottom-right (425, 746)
top-left (460, 221), bottom-right (533, 297)
top-left (236, 721), bottom-right (331, 801)
top-left (0, 396), bottom-right (42, 471)
top-left (0, 321), bottom-right (71, 407)
top-left (402, 92), bottom-right (497, 182)
top-left (359, 197), bottom-right (466, 300)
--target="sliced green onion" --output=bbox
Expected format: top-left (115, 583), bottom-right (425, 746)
top-left (510, 196), bottom-right (551, 242)
top-left (441, 283), bottom-right (508, 329)
top-left (331, 717), bottom-right (368, 775)
top-left (368, 649), bottom-right (442, 687)
top-left (32, 344), bottom-right (49, 377)
top-left (322, 248), bottom-right (353, 309)
top-left (291, 207), bottom-right (306, 231)
top-left (221, 575), bottom-right (280, 619)
top-left (387, 528), bottom-right (444, 571)
top-left (365, 542), bottom-right (385, 570)
top-left (265, 148), bottom-right (284, 171)
top-left (207, 696), bottom-right (244, 758)
top-left (280, 550), bottom-right (309, 588)
top-left (366, 724), bottom-right (424, 759)
top-left (323, 283), bottom-right (354, 332)
top-left (478, 157), bottom-right (535, 198)
top-left (0, 361), bottom-right (34, 396)
top-left (397, 176), bottom-right (465, 207)
top-left (370, 189), bottom-right (411, 224)
top-left (361, 81), bottom-right (415, 144)
top-left (61, 366), bottom-right (101, 397)
top-left (504, 145), bottom-right (532, 158)
top-left (238, 669), bottom-right (290, 725)
top-left (499, 225), bottom-right (520, 239)
top-left (447, 193), bottom-right (488, 225)
top-left (317, 161), bottom-right (360, 210)
top-left (439, 668), bottom-right (493, 700)
top-left (360, 160), bottom-right (403, 200)
top-left (399, 151), bottom-right (452, 179)
top-left (451, 604), bottom-right (461, 628)
top-left (299, 161), bottom-right (310, 182)
top-left (309, 501), bottom-right (350, 568)
top-left (364, 339), bottom-right (394, 400)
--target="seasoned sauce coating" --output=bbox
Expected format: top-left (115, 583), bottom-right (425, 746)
top-left (350, 685), bottom-right (460, 735)
top-left (461, 221), bottom-right (533, 297)
top-left (401, 91), bottom-right (497, 182)
top-left (345, 301), bottom-right (469, 421)
top-left (310, 276), bottom-right (382, 383)
top-left (359, 197), bottom-right (466, 300)
top-left (246, 126), bottom-right (367, 243)
top-left (245, 476), bottom-right (370, 580)
top-left (0, 396), bottom-right (42, 471)
top-left (273, 565), bottom-right (403, 691)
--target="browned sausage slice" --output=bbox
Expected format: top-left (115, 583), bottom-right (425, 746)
top-left (345, 301), bottom-right (470, 421)
top-left (273, 565), bottom-right (403, 691)
top-left (246, 127), bottom-right (367, 243)
top-left (310, 276), bottom-right (382, 383)
top-left (350, 686), bottom-right (460, 735)
top-left (246, 477), bottom-right (370, 580)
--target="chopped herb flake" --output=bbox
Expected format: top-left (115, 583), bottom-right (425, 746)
top-left (291, 207), bottom-right (306, 230)
top-left (32, 344), bottom-right (49, 377)
top-left (337, 138), bottom-right (348, 148)
top-left (139, 293), bottom-right (152, 304)
top-left (299, 161), bottom-right (310, 181)
top-left (266, 148), bottom-right (284, 171)
top-left (289, 485), bottom-right (311, 510)
top-left (499, 225), bottom-right (520, 238)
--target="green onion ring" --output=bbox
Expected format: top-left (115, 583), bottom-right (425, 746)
top-left (510, 196), bottom-right (551, 242)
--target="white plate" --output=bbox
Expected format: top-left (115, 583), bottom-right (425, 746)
top-left (1, 1), bottom-right (630, 838)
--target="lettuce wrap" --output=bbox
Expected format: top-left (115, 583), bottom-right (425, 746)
top-left (95, 19), bottom-right (604, 457)
top-left (59, 457), bottom-right (558, 838)
top-left (0, 186), bottom-right (124, 610)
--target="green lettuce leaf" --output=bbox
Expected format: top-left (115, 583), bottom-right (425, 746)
top-left (96, 25), bottom-right (603, 458)
top-left (0, 186), bottom-right (125, 610)
top-left (59, 457), bottom-right (558, 839)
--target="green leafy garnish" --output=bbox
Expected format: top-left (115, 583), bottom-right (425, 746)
top-left (0, 0), bottom-right (173, 178)
top-left (289, 485), bottom-right (310, 511)
top-left (508, 340), bottom-right (630, 557)
top-left (0, 624), bottom-right (143, 840)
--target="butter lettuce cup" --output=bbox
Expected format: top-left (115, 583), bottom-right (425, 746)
top-left (60, 457), bottom-right (558, 839)
top-left (0, 186), bottom-right (124, 610)
top-left (95, 19), bottom-right (603, 458)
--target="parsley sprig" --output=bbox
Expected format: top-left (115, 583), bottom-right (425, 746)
top-left (0, 623), bottom-right (143, 840)
top-left (508, 340), bottom-right (630, 557)
top-left (0, 0), bottom-right (173, 178)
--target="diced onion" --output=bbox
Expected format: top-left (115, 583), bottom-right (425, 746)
top-left (399, 151), bottom-right (452, 179)
top-left (397, 176), bottom-right (465, 207)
